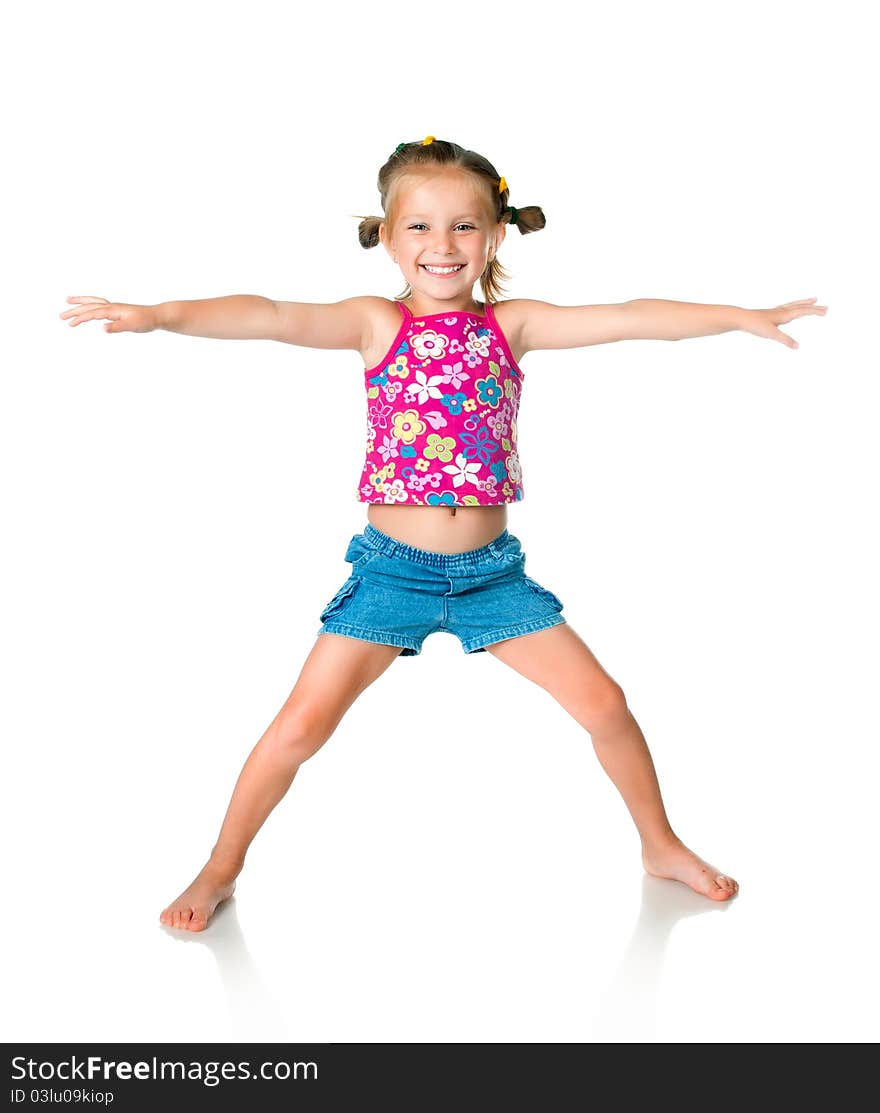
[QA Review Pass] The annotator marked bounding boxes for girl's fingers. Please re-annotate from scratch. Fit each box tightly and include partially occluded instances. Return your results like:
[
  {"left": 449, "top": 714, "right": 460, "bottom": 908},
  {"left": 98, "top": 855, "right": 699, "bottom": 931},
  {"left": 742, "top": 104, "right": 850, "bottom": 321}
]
[
  {"left": 60, "top": 296, "right": 108, "bottom": 320},
  {"left": 775, "top": 305, "right": 826, "bottom": 326},
  {"left": 784, "top": 306, "right": 827, "bottom": 322},
  {"left": 67, "top": 308, "right": 114, "bottom": 325}
]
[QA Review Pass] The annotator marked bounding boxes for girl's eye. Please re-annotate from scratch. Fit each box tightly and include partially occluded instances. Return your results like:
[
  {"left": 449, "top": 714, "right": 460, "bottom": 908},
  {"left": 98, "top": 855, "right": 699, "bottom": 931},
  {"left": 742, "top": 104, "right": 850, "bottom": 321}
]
[{"left": 409, "top": 224, "right": 475, "bottom": 231}]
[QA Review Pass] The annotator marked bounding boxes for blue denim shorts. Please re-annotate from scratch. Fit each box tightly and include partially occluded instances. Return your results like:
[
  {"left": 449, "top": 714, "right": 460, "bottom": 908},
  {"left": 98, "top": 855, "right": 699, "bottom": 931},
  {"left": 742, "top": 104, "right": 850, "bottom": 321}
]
[{"left": 316, "top": 523, "right": 566, "bottom": 656}]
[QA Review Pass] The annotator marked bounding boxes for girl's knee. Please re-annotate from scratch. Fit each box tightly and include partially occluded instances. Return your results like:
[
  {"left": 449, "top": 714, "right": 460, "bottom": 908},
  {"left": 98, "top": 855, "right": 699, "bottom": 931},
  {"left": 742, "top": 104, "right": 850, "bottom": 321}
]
[
  {"left": 268, "top": 705, "right": 332, "bottom": 763},
  {"left": 585, "top": 681, "right": 629, "bottom": 731}
]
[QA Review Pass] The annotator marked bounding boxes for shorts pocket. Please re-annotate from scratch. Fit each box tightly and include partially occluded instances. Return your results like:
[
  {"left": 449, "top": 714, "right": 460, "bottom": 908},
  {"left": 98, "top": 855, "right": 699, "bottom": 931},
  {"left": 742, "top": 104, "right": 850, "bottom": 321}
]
[
  {"left": 522, "top": 575, "right": 564, "bottom": 613},
  {"left": 493, "top": 534, "right": 523, "bottom": 563},
  {"left": 344, "top": 533, "right": 379, "bottom": 569},
  {"left": 319, "top": 575, "right": 361, "bottom": 623}
]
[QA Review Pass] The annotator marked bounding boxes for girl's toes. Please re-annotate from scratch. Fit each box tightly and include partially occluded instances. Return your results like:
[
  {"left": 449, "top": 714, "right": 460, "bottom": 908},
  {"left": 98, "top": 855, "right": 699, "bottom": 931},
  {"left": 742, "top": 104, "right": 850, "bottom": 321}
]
[{"left": 189, "top": 910, "right": 208, "bottom": 931}]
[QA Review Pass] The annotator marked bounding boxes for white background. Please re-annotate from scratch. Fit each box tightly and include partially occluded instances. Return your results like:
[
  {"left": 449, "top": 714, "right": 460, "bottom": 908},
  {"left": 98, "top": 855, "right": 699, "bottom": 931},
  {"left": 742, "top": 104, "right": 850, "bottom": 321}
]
[{"left": 3, "top": 0, "right": 877, "bottom": 1043}]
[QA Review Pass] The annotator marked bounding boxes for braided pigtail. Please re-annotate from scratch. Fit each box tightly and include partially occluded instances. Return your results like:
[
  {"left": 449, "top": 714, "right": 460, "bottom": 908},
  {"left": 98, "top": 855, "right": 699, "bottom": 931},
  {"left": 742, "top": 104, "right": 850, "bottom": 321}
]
[{"left": 351, "top": 214, "right": 384, "bottom": 249}]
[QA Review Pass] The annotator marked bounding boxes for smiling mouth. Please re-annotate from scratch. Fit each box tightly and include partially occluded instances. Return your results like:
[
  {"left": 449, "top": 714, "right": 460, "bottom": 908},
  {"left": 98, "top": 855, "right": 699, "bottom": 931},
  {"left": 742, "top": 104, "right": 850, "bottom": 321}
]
[{"left": 420, "top": 264, "right": 465, "bottom": 274}]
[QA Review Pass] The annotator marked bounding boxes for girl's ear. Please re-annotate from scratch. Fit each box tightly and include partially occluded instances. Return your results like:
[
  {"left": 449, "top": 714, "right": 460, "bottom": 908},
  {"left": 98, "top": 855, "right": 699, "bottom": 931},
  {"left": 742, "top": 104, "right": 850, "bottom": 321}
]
[
  {"left": 379, "top": 221, "right": 396, "bottom": 260},
  {"left": 491, "top": 221, "right": 507, "bottom": 260}
]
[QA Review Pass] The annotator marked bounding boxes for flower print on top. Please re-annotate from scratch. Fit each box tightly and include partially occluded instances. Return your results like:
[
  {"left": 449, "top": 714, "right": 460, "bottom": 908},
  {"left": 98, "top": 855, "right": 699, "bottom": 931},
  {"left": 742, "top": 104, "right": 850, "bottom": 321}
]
[{"left": 358, "top": 301, "right": 525, "bottom": 506}]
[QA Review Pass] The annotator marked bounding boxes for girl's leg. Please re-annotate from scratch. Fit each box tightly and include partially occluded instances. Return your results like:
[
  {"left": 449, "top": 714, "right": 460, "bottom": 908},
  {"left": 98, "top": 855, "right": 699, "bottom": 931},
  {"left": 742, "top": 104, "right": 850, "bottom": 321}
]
[
  {"left": 484, "top": 624, "right": 738, "bottom": 901},
  {"left": 159, "top": 634, "right": 403, "bottom": 931}
]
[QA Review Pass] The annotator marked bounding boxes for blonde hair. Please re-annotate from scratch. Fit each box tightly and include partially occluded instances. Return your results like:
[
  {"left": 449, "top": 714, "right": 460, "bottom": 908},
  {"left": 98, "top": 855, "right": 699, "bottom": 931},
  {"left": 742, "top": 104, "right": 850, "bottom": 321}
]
[{"left": 352, "top": 138, "right": 546, "bottom": 305}]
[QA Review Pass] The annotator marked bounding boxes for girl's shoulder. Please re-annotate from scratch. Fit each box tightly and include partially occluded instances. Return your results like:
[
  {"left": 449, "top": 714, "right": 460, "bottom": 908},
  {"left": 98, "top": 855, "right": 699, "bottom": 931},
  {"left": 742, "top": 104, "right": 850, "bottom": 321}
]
[
  {"left": 489, "top": 298, "right": 526, "bottom": 333},
  {"left": 360, "top": 297, "right": 408, "bottom": 371},
  {"left": 489, "top": 301, "right": 529, "bottom": 365}
]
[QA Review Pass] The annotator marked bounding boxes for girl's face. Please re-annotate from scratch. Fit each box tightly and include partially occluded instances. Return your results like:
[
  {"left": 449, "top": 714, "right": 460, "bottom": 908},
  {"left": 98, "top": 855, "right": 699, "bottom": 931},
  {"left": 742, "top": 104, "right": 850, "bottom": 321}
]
[{"left": 380, "top": 169, "right": 505, "bottom": 311}]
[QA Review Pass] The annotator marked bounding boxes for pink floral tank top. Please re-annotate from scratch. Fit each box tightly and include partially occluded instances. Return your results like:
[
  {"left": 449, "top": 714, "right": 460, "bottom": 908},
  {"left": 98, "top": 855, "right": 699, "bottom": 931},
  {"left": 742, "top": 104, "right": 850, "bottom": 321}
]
[{"left": 357, "top": 300, "right": 525, "bottom": 506}]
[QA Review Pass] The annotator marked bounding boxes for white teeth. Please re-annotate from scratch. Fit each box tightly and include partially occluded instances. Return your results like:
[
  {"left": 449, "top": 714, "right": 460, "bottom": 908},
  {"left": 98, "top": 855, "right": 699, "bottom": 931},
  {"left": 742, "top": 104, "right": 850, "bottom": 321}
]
[{"left": 423, "top": 264, "right": 463, "bottom": 274}]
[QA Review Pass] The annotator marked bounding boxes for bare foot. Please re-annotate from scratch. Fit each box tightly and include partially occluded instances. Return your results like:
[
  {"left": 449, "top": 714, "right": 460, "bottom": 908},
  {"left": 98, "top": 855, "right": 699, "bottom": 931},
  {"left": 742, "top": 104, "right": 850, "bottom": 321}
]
[
  {"left": 159, "top": 860, "right": 238, "bottom": 932},
  {"left": 642, "top": 837, "right": 739, "bottom": 902}
]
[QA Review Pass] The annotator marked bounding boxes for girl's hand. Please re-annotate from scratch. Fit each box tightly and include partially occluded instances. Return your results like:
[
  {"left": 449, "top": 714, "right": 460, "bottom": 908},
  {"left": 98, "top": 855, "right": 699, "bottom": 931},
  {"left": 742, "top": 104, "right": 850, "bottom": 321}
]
[
  {"left": 59, "top": 295, "right": 159, "bottom": 334},
  {"left": 738, "top": 297, "right": 827, "bottom": 349}
]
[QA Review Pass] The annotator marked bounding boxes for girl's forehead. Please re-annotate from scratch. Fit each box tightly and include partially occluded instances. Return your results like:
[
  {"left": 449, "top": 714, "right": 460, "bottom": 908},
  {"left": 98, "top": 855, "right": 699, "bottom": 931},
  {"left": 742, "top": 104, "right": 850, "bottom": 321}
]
[{"left": 392, "top": 172, "right": 492, "bottom": 217}]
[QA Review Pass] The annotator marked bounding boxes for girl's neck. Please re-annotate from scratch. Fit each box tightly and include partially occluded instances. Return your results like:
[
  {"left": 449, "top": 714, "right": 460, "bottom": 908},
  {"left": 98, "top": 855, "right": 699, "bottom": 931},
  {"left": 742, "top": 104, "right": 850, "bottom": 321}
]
[{"left": 404, "top": 297, "right": 486, "bottom": 317}]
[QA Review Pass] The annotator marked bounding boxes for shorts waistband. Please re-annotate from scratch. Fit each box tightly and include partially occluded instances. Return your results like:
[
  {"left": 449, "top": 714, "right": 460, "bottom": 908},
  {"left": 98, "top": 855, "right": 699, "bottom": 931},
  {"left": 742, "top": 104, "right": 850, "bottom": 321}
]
[{"left": 363, "top": 523, "right": 511, "bottom": 570}]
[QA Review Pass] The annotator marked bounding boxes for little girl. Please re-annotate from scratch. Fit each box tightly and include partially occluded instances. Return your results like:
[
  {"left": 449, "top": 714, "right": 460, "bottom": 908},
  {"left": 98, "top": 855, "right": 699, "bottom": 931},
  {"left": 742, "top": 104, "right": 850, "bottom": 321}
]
[{"left": 62, "top": 135, "right": 826, "bottom": 931}]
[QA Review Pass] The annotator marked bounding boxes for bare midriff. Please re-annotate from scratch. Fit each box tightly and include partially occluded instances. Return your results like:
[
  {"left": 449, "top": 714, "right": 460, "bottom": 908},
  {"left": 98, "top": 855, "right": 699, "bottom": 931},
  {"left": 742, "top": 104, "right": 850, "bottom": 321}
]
[{"left": 366, "top": 504, "right": 508, "bottom": 554}]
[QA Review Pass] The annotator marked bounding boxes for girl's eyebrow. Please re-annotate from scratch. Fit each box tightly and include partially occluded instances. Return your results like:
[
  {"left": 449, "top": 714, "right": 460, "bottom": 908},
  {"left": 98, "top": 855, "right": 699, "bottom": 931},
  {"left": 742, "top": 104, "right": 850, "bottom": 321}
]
[{"left": 403, "top": 213, "right": 483, "bottom": 220}]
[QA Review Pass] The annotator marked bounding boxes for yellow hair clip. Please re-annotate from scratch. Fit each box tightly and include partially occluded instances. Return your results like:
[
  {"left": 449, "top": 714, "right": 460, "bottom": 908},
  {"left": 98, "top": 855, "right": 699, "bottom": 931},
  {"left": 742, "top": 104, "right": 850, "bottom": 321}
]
[
  {"left": 498, "top": 176, "right": 508, "bottom": 193},
  {"left": 422, "top": 135, "right": 435, "bottom": 145}
]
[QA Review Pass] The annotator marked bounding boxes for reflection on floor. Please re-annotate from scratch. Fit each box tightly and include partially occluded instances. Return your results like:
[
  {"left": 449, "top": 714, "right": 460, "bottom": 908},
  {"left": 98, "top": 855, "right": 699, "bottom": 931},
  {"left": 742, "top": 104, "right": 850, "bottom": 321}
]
[
  {"left": 160, "top": 897, "right": 286, "bottom": 1040},
  {"left": 592, "top": 875, "right": 732, "bottom": 1041}
]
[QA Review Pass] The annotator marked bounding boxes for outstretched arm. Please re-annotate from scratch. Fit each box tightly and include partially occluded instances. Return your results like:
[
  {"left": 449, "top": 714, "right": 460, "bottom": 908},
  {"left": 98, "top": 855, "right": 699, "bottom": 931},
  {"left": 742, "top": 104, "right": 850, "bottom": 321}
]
[
  {"left": 616, "top": 296, "right": 827, "bottom": 349},
  {"left": 60, "top": 294, "right": 374, "bottom": 351},
  {"left": 516, "top": 296, "right": 827, "bottom": 355},
  {"left": 60, "top": 294, "right": 280, "bottom": 339}
]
